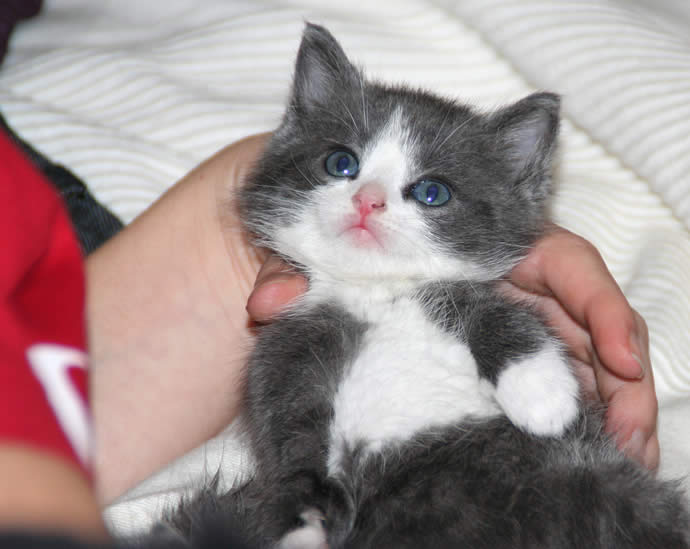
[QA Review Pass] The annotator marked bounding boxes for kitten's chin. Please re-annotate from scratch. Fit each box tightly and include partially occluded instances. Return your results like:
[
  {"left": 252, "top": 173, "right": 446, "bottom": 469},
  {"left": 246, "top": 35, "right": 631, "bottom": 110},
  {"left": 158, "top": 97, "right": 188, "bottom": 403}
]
[{"left": 342, "top": 226, "right": 383, "bottom": 249}]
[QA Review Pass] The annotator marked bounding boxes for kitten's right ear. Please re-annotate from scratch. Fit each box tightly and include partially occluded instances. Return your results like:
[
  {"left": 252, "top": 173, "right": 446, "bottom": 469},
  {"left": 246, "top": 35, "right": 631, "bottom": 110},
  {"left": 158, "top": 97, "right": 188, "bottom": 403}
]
[
  {"left": 290, "top": 23, "right": 360, "bottom": 114},
  {"left": 491, "top": 92, "right": 560, "bottom": 198}
]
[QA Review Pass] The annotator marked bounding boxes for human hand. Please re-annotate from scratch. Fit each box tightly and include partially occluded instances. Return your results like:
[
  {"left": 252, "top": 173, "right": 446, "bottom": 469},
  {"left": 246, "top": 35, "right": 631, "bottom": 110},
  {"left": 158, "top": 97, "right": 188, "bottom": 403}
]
[{"left": 505, "top": 224, "right": 658, "bottom": 470}]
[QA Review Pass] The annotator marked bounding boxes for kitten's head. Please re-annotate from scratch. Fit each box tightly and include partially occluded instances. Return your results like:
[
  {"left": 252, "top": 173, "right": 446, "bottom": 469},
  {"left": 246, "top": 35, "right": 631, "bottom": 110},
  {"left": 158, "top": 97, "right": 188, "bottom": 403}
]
[{"left": 241, "top": 23, "right": 559, "bottom": 283}]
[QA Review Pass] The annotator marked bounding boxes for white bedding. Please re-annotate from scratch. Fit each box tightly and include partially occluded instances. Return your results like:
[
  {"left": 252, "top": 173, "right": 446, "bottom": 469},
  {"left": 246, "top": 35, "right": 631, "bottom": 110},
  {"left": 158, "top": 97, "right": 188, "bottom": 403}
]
[{"left": 1, "top": 0, "right": 688, "bottom": 534}]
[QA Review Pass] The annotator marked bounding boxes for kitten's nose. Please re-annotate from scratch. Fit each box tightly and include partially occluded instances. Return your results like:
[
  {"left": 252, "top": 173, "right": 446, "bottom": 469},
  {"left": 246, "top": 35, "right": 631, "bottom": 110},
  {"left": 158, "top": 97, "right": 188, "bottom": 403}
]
[{"left": 352, "top": 183, "right": 386, "bottom": 216}]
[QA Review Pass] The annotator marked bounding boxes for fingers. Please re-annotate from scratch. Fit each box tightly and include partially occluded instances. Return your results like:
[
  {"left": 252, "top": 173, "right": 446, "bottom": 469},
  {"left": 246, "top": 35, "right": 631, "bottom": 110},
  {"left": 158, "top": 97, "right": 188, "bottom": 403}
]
[
  {"left": 510, "top": 225, "right": 643, "bottom": 380},
  {"left": 596, "top": 312, "right": 659, "bottom": 469},
  {"left": 246, "top": 255, "right": 308, "bottom": 323},
  {"left": 600, "top": 365, "right": 660, "bottom": 470}
]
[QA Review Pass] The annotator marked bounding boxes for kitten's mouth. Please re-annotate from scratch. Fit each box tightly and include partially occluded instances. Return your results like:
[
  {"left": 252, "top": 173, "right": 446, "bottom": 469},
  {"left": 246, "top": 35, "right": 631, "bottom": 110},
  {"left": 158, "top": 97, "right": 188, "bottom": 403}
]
[
  {"left": 345, "top": 226, "right": 382, "bottom": 248},
  {"left": 340, "top": 219, "right": 384, "bottom": 249}
]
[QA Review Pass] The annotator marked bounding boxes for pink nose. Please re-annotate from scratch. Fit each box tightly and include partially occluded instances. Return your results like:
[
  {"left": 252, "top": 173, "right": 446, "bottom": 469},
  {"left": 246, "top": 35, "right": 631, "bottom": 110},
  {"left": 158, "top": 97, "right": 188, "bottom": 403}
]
[{"left": 352, "top": 183, "right": 386, "bottom": 216}]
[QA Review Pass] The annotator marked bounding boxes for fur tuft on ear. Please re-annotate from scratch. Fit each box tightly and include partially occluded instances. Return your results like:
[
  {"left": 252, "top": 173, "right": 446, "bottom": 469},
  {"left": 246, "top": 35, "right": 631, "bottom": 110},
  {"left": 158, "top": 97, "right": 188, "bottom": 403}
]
[
  {"left": 492, "top": 92, "right": 560, "bottom": 197},
  {"left": 290, "top": 23, "right": 360, "bottom": 114}
]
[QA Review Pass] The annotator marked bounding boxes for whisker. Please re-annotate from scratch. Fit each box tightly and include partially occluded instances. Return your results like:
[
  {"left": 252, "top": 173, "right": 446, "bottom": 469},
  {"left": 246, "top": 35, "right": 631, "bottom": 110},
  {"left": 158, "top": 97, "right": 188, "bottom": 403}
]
[
  {"left": 310, "top": 104, "right": 360, "bottom": 137},
  {"left": 359, "top": 72, "right": 369, "bottom": 133},
  {"left": 428, "top": 104, "right": 453, "bottom": 153},
  {"left": 430, "top": 113, "right": 477, "bottom": 155},
  {"left": 336, "top": 96, "right": 360, "bottom": 136},
  {"left": 290, "top": 152, "right": 320, "bottom": 189}
]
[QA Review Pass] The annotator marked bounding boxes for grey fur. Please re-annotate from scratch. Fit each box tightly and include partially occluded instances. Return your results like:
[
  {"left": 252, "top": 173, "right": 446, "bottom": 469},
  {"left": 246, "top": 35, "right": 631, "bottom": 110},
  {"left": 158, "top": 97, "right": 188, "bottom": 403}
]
[
  {"left": 418, "top": 281, "right": 555, "bottom": 384},
  {"left": 151, "top": 24, "right": 690, "bottom": 549}
]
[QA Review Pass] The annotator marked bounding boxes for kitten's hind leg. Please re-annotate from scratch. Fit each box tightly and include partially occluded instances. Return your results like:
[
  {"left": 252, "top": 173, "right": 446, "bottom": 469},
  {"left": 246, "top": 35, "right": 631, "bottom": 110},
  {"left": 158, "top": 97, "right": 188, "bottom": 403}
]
[
  {"left": 216, "top": 470, "right": 352, "bottom": 549},
  {"left": 269, "top": 472, "right": 353, "bottom": 549}
]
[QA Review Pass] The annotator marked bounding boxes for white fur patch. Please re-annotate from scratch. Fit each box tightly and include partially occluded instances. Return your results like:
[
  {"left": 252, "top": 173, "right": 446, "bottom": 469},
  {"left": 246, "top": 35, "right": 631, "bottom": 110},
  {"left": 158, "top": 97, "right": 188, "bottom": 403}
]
[
  {"left": 494, "top": 342, "right": 579, "bottom": 437},
  {"left": 277, "top": 509, "right": 328, "bottom": 549},
  {"left": 325, "top": 289, "right": 500, "bottom": 475},
  {"left": 359, "top": 107, "right": 411, "bottom": 186}
]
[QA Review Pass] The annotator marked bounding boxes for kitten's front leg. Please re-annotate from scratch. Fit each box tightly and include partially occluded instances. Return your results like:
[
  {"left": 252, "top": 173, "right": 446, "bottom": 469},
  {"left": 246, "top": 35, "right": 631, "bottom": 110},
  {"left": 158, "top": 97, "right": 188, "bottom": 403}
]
[
  {"left": 467, "top": 293, "right": 580, "bottom": 436},
  {"left": 493, "top": 339, "right": 579, "bottom": 436}
]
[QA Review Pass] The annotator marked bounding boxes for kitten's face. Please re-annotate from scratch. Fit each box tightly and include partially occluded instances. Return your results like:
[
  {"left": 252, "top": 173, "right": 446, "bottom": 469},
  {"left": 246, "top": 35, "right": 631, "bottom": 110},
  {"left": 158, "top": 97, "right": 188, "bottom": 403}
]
[{"left": 242, "top": 24, "right": 559, "bottom": 284}]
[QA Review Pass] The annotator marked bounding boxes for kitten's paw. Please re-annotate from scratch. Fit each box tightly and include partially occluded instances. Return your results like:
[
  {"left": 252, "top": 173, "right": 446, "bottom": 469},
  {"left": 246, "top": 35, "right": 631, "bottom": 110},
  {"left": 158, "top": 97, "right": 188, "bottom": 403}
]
[
  {"left": 494, "top": 343, "right": 579, "bottom": 436},
  {"left": 278, "top": 508, "right": 329, "bottom": 549}
]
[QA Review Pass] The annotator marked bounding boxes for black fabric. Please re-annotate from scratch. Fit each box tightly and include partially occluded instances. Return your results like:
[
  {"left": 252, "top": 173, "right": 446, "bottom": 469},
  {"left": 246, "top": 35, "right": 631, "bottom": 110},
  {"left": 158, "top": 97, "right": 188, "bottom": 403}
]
[
  {"left": 0, "top": 114, "right": 124, "bottom": 254},
  {"left": 0, "top": 0, "right": 42, "bottom": 62},
  {"left": 0, "top": 532, "right": 110, "bottom": 549},
  {"left": 0, "top": 528, "right": 256, "bottom": 549}
]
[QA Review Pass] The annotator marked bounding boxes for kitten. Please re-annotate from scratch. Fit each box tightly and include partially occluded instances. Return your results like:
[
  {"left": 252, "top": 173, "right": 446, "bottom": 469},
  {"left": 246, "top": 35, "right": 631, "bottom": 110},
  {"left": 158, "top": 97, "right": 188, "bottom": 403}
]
[{"left": 160, "top": 24, "right": 690, "bottom": 549}]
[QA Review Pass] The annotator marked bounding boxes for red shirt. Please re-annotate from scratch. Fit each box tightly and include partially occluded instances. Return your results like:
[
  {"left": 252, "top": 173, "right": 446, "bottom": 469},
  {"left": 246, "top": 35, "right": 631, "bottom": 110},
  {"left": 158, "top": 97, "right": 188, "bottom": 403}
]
[{"left": 0, "top": 132, "right": 91, "bottom": 474}]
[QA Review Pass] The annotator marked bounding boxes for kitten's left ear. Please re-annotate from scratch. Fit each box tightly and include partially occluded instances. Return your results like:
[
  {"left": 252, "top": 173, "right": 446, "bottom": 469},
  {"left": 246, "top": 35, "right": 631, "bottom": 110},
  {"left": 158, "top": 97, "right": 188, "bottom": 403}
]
[
  {"left": 491, "top": 92, "right": 560, "bottom": 197},
  {"left": 290, "top": 23, "right": 361, "bottom": 114}
]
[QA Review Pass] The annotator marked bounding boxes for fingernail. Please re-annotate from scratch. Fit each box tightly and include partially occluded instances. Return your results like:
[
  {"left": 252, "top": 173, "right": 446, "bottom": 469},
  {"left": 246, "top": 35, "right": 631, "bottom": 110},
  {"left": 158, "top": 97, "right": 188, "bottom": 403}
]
[
  {"left": 622, "top": 429, "right": 646, "bottom": 463},
  {"left": 258, "top": 272, "right": 293, "bottom": 286},
  {"left": 629, "top": 333, "right": 645, "bottom": 379},
  {"left": 631, "top": 353, "right": 645, "bottom": 380}
]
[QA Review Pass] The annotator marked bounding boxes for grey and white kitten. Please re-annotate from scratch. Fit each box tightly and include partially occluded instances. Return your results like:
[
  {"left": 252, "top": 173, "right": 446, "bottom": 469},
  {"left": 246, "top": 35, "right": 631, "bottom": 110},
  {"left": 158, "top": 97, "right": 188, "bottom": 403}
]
[{"left": 160, "top": 24, "right": 690, "bottom": 549}]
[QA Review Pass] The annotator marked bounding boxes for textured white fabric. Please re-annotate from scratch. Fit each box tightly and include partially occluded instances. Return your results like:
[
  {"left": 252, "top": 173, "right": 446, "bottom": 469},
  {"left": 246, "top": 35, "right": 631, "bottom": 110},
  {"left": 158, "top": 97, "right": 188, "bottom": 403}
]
[{"left": 1, "top": 0, "right": 688, "bottom": 533}]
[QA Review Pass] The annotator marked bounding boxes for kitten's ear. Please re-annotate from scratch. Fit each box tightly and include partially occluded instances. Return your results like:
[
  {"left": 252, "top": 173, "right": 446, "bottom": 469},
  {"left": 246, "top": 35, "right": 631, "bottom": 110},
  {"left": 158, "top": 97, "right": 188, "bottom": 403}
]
[
  {"left": 290, "top": 23, "right": 360, "bottom": 113},
  {"left": 491, "top": 92, "right": 560, "bottom": 195}
]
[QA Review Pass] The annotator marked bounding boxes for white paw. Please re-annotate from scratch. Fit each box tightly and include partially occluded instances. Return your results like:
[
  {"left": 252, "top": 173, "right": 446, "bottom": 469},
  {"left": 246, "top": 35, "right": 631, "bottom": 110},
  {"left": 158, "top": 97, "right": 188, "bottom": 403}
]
[
  {"left": 278, "top": 508, "right": 329, "bottom": 549},
  {"left": 494, "top": 343, "right": 579, "bottom": 436}
]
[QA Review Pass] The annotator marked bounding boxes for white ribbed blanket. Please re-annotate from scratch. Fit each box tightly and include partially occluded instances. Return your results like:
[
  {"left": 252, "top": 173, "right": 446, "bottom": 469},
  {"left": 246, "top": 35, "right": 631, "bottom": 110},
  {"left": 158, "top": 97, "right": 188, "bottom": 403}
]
[{"left": 1, "top": 0, "right": 688, "bottom": 533}]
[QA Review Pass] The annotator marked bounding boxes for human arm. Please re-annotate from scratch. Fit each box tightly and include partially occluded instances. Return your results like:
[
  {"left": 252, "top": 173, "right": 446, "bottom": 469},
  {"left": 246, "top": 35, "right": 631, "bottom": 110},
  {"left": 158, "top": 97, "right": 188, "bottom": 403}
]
[{"left": 87, "top": 134, "right": 271, "bottom": 503}]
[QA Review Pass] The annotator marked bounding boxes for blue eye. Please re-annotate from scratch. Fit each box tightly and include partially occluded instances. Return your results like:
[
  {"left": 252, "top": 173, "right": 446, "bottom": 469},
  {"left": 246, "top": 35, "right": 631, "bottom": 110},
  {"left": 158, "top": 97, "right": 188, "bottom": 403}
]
[
  {"left": 325, "top": 150, "right": 359, "bottom": 177},
  {"left": 410, "top": 179, "right": 451, "bottom": 206}
]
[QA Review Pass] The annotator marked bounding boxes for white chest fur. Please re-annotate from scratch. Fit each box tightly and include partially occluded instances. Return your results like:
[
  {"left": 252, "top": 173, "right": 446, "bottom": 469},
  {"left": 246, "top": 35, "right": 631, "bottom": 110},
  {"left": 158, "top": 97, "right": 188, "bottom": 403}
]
[{"left": 310, "top": 283, "right": 501, "bottom": 475}]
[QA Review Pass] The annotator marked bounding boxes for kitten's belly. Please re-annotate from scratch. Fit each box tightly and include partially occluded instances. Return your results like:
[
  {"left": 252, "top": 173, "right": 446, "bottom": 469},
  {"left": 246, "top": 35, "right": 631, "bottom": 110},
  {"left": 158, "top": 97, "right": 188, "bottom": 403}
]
[{"left": 326, "top": 297, "right": 500, "bottom": 475}]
